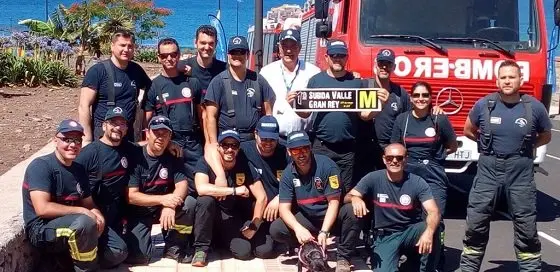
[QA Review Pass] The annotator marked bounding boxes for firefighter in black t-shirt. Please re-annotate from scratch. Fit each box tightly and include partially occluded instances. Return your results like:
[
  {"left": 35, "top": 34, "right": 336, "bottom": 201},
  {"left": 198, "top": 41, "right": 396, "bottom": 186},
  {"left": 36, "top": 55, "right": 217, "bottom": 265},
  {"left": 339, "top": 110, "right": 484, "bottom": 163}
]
[
  {"left": 75, "top": 107, "right": 140, "bottom": 268},
  {"left": 124, "top": 116, "right": 192, "bottom": 264},
  {"left": 345, "top": 143, "right": 441, "bottom": 272},
  {"left": 145, "top": 38, "right": 205, "bottom": 185},
  {"left": 23, "top": 120, "right": 117, "bottom": 271}
]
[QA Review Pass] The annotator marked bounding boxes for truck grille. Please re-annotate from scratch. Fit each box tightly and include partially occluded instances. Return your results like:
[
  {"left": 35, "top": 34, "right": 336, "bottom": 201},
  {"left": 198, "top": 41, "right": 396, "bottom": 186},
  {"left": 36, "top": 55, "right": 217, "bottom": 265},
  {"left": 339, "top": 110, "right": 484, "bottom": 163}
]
[{"left": 396, "top": 81, "right": 535, "bottom": 136}]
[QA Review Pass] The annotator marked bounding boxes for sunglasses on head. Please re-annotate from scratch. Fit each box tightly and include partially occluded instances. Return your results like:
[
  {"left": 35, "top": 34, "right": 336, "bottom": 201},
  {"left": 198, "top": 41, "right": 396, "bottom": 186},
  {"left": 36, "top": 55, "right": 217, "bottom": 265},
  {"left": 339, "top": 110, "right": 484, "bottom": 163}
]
[
  {"left": 384, "top": 155, "right": 405, "bottom": 162},
  {"left": 412, "top": 93, "right": 431, "bottom": 99},
  {"left": 57, "top": 136, "right": 83, "bottom": 145},
  {"left": 158, "top": 52, "right": 179, "bottom": 59},
  {"left": 150, "top": 118, "right": 171, "bottom": 127},
  {"left": 220, "top": 142, "right": 240, "bottom": 150},
  {"left": 229, "top": 49, "right": 247, "bottom": 55},
  {"left": 289, "top": 145, "right": 311, "bottom": 155}
]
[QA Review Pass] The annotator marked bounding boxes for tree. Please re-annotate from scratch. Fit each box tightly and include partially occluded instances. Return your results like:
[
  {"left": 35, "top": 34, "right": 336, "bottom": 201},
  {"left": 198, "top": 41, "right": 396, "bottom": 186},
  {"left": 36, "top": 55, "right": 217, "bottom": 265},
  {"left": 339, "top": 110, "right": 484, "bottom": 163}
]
[{"left": 18, "top": 9, "right": 66, "bottom": 39}]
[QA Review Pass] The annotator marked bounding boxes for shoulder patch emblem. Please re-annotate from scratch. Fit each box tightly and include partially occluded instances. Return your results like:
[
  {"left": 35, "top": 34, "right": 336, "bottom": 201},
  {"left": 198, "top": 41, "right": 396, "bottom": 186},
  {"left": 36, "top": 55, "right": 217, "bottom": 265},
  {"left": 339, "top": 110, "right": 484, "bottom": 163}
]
[
  {"left": 236, "top": 173, "right": 245, "bottom": 185},
  {"left": 121, "top": 157, "right": 128, "bottom": 169},
  {"left": 159, "top": 168, "right": 168, "bottom": 179},
  {"left": 328, "top": 175, "right": 339, "bottom": 189}
]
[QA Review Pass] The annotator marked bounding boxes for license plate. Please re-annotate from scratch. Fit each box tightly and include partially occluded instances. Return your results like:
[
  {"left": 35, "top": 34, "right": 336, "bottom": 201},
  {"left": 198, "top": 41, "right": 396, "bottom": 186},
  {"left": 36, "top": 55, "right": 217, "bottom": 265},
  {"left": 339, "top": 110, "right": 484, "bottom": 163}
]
[{"left": 447, "top": 150, "right": 472, "bottom": 161}]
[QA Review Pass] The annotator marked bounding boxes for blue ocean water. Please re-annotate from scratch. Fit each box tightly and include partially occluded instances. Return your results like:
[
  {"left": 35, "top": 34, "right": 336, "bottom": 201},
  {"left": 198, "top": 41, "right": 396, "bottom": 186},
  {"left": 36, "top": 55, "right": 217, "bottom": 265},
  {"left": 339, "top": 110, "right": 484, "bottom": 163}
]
[{"left": 0, "top": 0, "right": 557, "bottom": 50}]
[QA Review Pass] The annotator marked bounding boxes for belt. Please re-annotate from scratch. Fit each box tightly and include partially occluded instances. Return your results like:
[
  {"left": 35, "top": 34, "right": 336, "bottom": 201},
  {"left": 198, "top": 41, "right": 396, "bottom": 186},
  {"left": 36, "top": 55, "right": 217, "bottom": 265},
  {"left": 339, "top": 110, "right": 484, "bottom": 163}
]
[
  {"left": 374, "top": 228, "right": 397, "bottom": 237},
  {"left": 481, "top": 153, "right": 526, "bottom": 160}
]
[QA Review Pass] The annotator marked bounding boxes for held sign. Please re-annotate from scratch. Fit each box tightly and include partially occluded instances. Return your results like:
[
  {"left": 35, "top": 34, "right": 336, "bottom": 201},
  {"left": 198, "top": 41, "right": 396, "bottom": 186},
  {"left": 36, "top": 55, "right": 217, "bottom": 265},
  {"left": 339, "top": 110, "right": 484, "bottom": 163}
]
[{"left": 293, "top": 88, "right": 383, "bottom": 112}]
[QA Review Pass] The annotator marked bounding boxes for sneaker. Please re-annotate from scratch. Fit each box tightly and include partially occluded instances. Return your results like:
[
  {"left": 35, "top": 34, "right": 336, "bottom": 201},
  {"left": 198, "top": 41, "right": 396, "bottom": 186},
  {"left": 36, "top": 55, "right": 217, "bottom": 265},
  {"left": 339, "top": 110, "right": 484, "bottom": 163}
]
[
  {"left": 163, "top": 245, "right": 184, "bottom": 261},
  {"left": 191, "top": 250, "right": 208, "bottom": 267},
  {"left": 180, "top": 246, "right": 195, "bottom": 264},
  {"left": 335, "top": 259, "right": 351, "bottom": 272}
]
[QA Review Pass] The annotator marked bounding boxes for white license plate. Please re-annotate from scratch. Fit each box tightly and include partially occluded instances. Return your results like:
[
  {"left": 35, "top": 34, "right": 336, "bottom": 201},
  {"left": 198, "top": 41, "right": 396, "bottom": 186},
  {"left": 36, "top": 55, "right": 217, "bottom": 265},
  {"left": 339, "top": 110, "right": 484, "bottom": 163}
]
[{"left": 447, "top": 149, "right": 472, "bottom": 161}]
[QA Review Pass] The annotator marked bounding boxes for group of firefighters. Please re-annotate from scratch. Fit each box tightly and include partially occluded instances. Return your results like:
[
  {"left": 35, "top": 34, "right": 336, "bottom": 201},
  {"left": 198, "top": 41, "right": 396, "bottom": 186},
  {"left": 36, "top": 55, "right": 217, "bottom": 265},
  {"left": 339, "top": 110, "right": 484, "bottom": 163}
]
[{"left": 21, "top": 24, "right": 551, "bottom": 272}]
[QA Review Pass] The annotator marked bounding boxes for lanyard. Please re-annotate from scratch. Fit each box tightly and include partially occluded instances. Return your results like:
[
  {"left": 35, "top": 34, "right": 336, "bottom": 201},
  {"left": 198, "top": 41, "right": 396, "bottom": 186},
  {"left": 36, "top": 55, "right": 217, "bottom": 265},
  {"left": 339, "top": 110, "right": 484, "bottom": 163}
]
[{"left": 281, "top": 60, "right": 300, "bottom": 92}]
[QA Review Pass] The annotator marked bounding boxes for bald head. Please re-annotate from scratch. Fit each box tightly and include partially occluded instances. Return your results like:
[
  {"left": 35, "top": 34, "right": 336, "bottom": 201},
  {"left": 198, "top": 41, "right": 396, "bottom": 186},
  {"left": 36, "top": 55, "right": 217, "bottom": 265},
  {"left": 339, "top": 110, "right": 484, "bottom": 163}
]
[{"left": 384, "top": 143, "right": 407, "bottom": 156}]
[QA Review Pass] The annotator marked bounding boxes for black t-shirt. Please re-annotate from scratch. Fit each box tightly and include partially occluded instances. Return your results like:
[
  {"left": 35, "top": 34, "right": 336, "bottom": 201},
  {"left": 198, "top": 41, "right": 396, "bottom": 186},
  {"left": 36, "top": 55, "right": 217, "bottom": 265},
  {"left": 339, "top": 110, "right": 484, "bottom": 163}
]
[
  {"left": 144, "top": 74, "right": 204, "bottom": 132},
  {"left": 279, "top": 154, "right": 341, "bottom": 220},
  {"left": 180, "top": 57, "right": 227, "bottom": 91},
  {"left": 82, "top": 61, "right": 152, "bottom": 127},
  {"left": 75, "top": 140, "right": 141, "bottom": 206},
  {"left": 469, "top": 93, "right": 552, "bottom": 155},
  {"left": 22, "top": 153, "right": 91, "bottom": 229},
  {"left": 242, "top": 141, "right": 290, "bottom": 201},
  {"left": 372, "top": 81, "right": 412, "bottom": 146},
  {"left": 204, "top": 70, "right": 276, "bottom": 132},
  {"left": 390, "top": 112, "right": 456, "bottom": 163},
  {"left": 193, "top": 153, "right": 260, "bottom": 213},
  {"left": 307, "top": 71, "right": 364, "bottom": 143},
  {"left": 127, "top": 146, "right": 188, "bottom": 217},
  {"left": 353, "top": 170, "right": 433, "bottom": 232}
]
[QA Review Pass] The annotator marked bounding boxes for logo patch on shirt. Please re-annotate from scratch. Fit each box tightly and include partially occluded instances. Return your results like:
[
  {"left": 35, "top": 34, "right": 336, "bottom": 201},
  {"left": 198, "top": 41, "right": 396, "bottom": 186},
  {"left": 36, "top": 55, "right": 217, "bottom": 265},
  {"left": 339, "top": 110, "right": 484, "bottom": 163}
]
[
  {"left": 377, "top": 193, "right": 389, "bottom": 203},
  {"left": 236, "top": 173, "right": 245, "bottom": 185},
  {"left": 255, "top": 168, "right": 263, "bottom": 174},
  {"left": 130, "top": 80, "right": 136, "bottom": 88},
  {"left": 182, "top": 87, "right": 192, "bottom": 98},
  {"left": 276, "top": 170, "right": 283, "bottom": 181},
  {"left": 515, "top": 118, "right": 528, "bottom": 128},
  {"left": 232, "top": 90, "right": 238, "bottom": 96},
  {"left": 328, "top": 175, "right": 339, "bottom": 189},
  {"left": 293, "top": 178, "right": 301, "bottom": 187},
  {"left": 159, "top": 168, "right": 168, "bottom": 179},
  {"left": 247, "top": 88, "right": 255, "bottom": 98},
  {"left": 425, "top": 127, "right": 436, "bottom": 137},
  {"left": 490, "top": 117, "right": 502, "bottom": 124},
  {"left": 114, "top": 82, "right": 122, "bottom": 87},
  {"left": 314, "top": 177, "right": 323, "bottom": 191},
  {"left": 399, "top": 194, "right": 412, "bottom": 206},
  {"left": 121, "top": 157, "right": 128, "bottom": 169},
  {"left": 391, "top": 102, "right": 398, "bottom": 111}
]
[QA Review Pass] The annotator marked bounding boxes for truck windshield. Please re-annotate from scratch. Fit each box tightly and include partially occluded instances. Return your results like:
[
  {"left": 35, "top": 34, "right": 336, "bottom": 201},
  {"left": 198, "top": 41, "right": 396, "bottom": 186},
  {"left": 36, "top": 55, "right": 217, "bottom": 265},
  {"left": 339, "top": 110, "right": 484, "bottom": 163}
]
[{"left": 359, "top": 0, "right": 540, "bottom": 51}]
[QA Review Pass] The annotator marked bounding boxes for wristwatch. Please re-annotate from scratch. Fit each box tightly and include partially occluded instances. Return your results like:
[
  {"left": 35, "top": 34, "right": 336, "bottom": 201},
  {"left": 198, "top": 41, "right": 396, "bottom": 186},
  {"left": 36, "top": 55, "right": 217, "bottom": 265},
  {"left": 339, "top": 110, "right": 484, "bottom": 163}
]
[{"left": 319, "top": 230, "right": 330, "bottom": 237}]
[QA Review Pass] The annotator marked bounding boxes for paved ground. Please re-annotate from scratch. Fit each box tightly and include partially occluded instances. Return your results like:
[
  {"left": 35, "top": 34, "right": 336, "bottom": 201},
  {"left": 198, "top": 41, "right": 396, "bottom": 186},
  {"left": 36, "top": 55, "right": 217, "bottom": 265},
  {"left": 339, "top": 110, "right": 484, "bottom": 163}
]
[{"left": 101, "top": 121, "right": 560, "bottom": 272}]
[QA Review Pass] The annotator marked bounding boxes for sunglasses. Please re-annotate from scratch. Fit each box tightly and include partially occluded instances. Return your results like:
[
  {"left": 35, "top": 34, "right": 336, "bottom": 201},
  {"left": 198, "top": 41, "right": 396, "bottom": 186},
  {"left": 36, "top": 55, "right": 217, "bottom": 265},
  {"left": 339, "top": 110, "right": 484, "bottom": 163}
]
[
  {"left": 289, "top": 146, "right": 311, "bottom": 155},
  {"left": 384, "top": 155, "right": 405, "bottom": 162},
  {"left": 158, "top": 52, "right": 179, "bottom": 59},
  {"left": 150, "top": 118, "right": 171, "bottom": 127},
  {"left": 220, "top": 142, "right": 240, "bottom": 150},
  {"left": 229, "top": 50, "right": 247, "bottom": 55},
  {"left": 328, "top": 54, "right": 347, "bottom": 59},
  {"left": 57, "top": 136, "right": 83, "bottom": 145},
  {"left": 412, "top": 93, "right": 431, "bottom": 99}
]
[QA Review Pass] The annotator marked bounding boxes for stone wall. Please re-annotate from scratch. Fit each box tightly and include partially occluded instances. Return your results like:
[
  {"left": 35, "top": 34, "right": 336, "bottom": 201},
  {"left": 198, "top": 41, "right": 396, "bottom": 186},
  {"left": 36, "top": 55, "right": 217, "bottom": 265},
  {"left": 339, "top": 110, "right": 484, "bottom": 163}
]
[{"left": 0, "top": 217, "right": 39, "bottom": 272}]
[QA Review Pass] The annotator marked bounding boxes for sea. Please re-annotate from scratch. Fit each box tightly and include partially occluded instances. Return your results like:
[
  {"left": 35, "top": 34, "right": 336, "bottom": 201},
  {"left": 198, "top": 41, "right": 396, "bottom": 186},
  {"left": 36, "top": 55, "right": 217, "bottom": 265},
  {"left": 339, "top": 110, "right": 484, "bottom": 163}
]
[{"left": 0, "top": 0, "right": 557, "bottom": 52}]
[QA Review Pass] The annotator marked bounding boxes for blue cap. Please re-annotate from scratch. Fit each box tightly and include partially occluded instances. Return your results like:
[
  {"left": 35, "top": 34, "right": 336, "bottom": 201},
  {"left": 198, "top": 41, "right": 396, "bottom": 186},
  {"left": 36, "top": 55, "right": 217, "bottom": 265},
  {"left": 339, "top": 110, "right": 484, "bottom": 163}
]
[
  {"left": 286, "top": 131, "right": 311, "bottom": 149},
  {"left": 279, "top": 29, "right": 301, "bottom": 44},
  {"left": 148, "top": 115, "right": 172, "bottom": 132},
  {"left": 326, "top": 40, "right": 348, "bottom": 55},
  {"left": 228, "top": 36, "right": 249, "bottom": 52},
  {"left": 256, "top": 116, "right": 279, "bottom": 140},
  {"left": 104, "top": 106, "right": 128, "bottom": 121},
  {"left": 57, "top": 119, "right": 84, "bottom": 135},
  {"left": 376, "top": 48, "right": 396, "bottom": 63},
  {"left": 218, "top": 129, "right": 241, "bottom": 143}
]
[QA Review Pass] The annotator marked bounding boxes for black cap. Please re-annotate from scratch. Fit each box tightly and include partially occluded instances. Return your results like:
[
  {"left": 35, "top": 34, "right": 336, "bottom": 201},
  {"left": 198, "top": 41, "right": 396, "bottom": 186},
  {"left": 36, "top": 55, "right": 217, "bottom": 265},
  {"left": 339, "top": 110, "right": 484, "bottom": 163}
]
[
  {"left": 286, "top": 131, "right": 311, "bottom": 149},
  {"left": 376, "top": 48, "right": 396, "bottom": 63},
  {"left": 279, "top": 29, "right": 301, "bottom": 44},
  {"left": 104, "top": 107, "right": 127, "bottom": 121},
  {"left": 56, "top": 119, "right": 84, "bottom": 135},
  {"left": 148, "top": 115, "right": 172, "bottom": 132},
  {"left": 326, "top": 40, "right": 348, "bottom": 55},
  {"left": 228, "top": 36, "right": 249, "bottom": 52}
]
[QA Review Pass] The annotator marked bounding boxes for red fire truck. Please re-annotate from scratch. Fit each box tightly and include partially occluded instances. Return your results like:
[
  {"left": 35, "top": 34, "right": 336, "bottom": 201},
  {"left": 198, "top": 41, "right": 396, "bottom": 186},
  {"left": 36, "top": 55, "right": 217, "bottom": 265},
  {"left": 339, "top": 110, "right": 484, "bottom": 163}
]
[{"left": 250, "top": 0, "right": 560, "bottom": 175}]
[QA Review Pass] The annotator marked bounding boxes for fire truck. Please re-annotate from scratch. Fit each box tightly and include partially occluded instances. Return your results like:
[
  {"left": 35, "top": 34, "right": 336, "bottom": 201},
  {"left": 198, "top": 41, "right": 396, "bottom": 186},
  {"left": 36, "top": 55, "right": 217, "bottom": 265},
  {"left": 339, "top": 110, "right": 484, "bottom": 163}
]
[{"left": 250, "top": 0, "right": 560, "bottom": 175}]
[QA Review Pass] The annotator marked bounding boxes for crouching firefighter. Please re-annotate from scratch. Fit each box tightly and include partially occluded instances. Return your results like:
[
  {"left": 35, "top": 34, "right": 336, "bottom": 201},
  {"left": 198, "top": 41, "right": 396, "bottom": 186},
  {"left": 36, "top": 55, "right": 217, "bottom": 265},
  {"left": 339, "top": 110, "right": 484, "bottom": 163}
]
[
  {"left": 23, "top": 120, "right": 109, "bottom": 271},
  {"left": 460, "top": 60, "right": 552, "bottom": 272},
  {"left": 125, "top": 116, "right": 194, "bottom": 264}
]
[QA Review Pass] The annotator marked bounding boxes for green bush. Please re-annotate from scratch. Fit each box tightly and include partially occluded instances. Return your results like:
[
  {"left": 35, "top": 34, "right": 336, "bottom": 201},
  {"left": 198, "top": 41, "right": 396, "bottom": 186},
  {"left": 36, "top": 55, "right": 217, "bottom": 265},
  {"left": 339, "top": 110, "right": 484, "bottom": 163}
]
[
  {"left": 0, "top": 52, "right": 78, "bottom": 87},
  {"left": 135, "top": 48, "right": 158, "bottom": 63}
]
